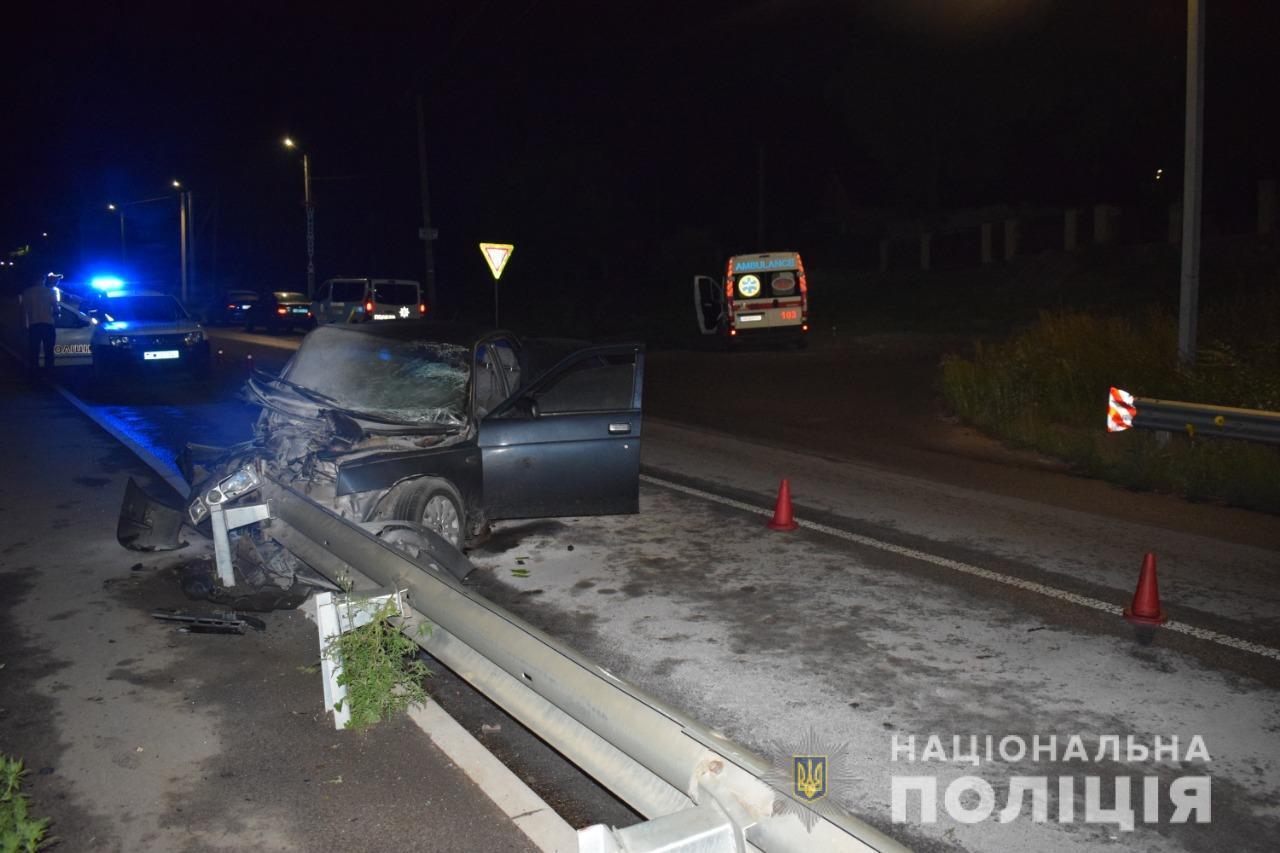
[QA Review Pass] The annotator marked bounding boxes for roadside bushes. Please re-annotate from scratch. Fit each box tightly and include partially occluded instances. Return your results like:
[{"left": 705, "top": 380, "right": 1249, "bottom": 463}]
[
  {"left": 1, "top": 756, "right": 52, "bottom": 852},
  {"left": 940, "top": 296, "right": 1280, "bottom": 513}
]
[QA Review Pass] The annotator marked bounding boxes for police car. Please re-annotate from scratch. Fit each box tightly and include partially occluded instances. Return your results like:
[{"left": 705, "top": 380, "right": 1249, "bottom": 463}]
[{"left": 87, "top": 289, "right": 210, "bottom": 379}]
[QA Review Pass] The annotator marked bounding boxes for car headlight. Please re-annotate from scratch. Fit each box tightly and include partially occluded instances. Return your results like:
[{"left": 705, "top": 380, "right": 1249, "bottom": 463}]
[
  {"left": 216, "top": 465, "right": 261, "bottom": 501},
  {"left": 184, "top": 330, "right": 205, "bottom": 345},
  {"left": 187, "top": 464, "right": 261, "bottom": 525},
  {"left": 109, "top": 335, "right": 132, "bottom": 348}
]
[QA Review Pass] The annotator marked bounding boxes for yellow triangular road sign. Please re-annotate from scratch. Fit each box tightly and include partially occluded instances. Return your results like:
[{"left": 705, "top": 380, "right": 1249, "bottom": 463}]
[{"left": 479, "top": 243, "right": 514, "bottom": 280}]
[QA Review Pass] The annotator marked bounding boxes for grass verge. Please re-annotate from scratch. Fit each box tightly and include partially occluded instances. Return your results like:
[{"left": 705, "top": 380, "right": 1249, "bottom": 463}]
[{"left": 940, "top": 297, "right": 1280, "bottom": 513}]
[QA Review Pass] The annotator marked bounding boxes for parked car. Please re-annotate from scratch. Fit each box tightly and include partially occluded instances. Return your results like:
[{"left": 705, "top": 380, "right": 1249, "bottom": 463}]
[
  {"left": 182, "top": 323, "right": 643, "bottom": 550},
  {"left": 201, "top": 290, "right": 259, "bottom": 326},
  {"left": 243, "top": 291, "right": 313, "bottom": 333},
  {"left": 86, "top": 290, "right": 210, "bottom": 380},
  {"left": 311, "top": 278, "right": 426, "bottom": 325}
]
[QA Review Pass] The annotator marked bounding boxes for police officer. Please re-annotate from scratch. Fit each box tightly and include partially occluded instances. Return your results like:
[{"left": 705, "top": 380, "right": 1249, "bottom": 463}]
[{"left": 21, "top": 273, "right": 61, "bottom": 379}]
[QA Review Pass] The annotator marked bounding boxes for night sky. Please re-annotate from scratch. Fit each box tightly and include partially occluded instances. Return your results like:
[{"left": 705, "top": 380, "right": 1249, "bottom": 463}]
[{"left": 4, "top": 1, "right": 1278, "bottom": 319}]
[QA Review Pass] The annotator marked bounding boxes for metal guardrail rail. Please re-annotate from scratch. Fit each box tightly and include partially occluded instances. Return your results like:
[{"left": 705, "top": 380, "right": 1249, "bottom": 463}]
[
  {"left": 258, "top": 475, "right": 908, "bottom": 853},
  {"left": 1107, "top": 387, "right": 1280, "bottom": 445}
]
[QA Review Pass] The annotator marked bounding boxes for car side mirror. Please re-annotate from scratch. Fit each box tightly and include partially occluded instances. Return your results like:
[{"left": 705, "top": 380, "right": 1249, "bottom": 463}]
[{"left": 514, "top": 396, "right": 540, "bottom": 418}]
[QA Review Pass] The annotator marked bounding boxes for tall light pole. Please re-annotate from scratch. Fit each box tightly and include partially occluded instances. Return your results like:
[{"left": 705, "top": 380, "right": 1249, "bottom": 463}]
[
  {"left": 283, "top": 137, "right": 316, "bottom": 298},
  {"left": 173, "top": 180, "right": 190, "bottom": 303},
  {"left": 106, "top": 203, "right": 127, "bottom": 264},
  {"left": 1178, "top": 0, "right": 1205, "bottom": 367}
]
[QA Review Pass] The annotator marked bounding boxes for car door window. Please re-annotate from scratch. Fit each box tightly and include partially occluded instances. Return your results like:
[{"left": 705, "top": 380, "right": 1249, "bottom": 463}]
[
  {"left": 531, "top": 351, "right": 637, "bottom": 415},
  {"left": 331, "top": 281, "right": 363, "bottom": 302},
  {"left": 55, "top": 306, "right": 86, "bottom": 329},
  {"left": 473, "top": 344, "right": 508, "bottom": 419},
  {"left": 490, "top": 338, "right": 522, "bottom": 396}
]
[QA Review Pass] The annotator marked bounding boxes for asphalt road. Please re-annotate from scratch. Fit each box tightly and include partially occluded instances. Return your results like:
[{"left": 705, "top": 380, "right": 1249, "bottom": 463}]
[{"left": 49, "top": 326, "right": 1280, "bottom": 852}]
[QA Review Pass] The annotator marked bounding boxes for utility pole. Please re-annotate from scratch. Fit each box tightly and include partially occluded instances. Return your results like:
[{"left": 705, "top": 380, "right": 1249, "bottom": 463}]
[
  {"left": 1178, "top": 0, "right": 1205, "bottom": 367},
  {"left": 185, "top": 190, "right": 195, "bottom": 300},
  {"left": 416, "top": 93, "right": 438, "bottom": 311},
  {"left": 304, "top": 153, "right": 316, "bottom": 299},
  {"left": 179, "top": 192, "right": 189, "bottom": 303}
]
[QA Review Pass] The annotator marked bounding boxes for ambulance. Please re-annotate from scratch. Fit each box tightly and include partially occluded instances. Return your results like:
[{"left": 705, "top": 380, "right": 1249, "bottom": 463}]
[{"left": 693, "top": 251, "right": 809, "bottom": 346}]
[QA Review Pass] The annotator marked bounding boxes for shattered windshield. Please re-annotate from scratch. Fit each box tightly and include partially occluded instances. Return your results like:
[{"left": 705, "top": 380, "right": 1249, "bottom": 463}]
[{"left": 282, "top": 327, "right": 470, "bottom": 425}]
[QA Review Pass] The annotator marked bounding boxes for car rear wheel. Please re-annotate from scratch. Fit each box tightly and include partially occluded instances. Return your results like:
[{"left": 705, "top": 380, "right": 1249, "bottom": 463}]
[{"left": 393, "top": 478, "right": 465, "bottom": 551}]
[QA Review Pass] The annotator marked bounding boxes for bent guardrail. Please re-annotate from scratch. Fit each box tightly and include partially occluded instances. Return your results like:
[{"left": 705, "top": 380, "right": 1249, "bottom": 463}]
[
  {"left": 257, "top": 474, "right": 908, "bottom": 853},
  {"left": 1107, "top": 387, "right": 1280, "bottom": 445}
]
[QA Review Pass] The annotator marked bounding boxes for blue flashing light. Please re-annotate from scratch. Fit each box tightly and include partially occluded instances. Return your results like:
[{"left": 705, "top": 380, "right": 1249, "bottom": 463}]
[{"left": 90, "top": 275, "right": 126, "bottom": 291}]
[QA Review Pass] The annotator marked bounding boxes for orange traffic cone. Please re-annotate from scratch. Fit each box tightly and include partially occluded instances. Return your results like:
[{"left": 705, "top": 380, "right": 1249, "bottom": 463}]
[
  {"left": 1124, "top": 553, "right": 1168, "bottom": 626},
  {"left": 767, "top": 479, "right": 799, "bottom": 531}
]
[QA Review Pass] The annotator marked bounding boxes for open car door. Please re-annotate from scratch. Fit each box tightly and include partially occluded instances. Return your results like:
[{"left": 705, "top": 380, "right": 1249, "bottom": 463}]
[
  {"left": 693, "top": 275, "right": 723, "bottom": 335},
  {"left": 478, "top": 344, "right": 644, "bottom": 520}
]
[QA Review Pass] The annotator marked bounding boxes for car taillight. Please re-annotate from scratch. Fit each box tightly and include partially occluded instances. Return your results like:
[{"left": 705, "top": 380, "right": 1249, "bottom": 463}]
[
  {"left": 226, "top": 303, "right": 236, "bottom": 309},
  {"left": 306, "top": 311, "right": 312, "bottom": 317},
  {"left": 365, "top": 301, "right": 373, "bottom": 313},
  {"left": 276, "top": 307, "right": 287, "bottom": 315},
  {"left": 418, "top": 303, "right": 427, "bottom": 314}
]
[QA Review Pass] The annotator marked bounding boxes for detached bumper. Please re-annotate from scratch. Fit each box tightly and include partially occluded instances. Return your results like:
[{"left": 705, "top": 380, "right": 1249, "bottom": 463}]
[{"left": 117, "top": 477, "right": 188, "bottom": 551}]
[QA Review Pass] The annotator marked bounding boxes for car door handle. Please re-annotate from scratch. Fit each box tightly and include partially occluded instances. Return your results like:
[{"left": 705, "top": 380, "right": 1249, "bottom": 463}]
[{"left": 608, "top": 423, "right": 631, "bottom": 435}]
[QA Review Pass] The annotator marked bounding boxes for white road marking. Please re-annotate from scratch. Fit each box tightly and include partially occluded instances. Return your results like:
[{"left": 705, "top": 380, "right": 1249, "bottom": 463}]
[{"left": 640, "top": 473, "right": 1280, "bottom": 662}]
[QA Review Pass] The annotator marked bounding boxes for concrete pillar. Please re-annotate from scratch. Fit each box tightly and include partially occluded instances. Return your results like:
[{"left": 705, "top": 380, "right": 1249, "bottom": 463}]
[
  {"left": 1093, "top": 204, "right": 1120, "bottom": 245},
  {"left": 980, "top": 223, "right": 993, "bottom": 264},
  {"left": 1003, "top": 218, "right": 1020, "bottom": 261},
  {"left": 1259, "top": 179, "right": 1277, "bottom": 235},
  {"left": 919, "top": 233, "right": 932, "bottom": 271},
  {"left": 1064, "top": 209, "right": 1079, "bottom": 251},
  {"left": 1168, "top": 202, "right": 1183, "bottom": 244},
  {"left": 878, "top": 238, "right": 891, "bottom": 272}
]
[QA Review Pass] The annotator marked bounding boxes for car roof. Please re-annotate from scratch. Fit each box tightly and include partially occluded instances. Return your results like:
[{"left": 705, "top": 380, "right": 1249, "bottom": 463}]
[{"left": 323, "top": 321, "right": 509, "bottom": 347}]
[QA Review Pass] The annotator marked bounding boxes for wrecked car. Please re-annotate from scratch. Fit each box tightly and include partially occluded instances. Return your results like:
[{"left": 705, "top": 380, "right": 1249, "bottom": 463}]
[{"left": 184, "top": 323, "right": 644, "bottom": 552}]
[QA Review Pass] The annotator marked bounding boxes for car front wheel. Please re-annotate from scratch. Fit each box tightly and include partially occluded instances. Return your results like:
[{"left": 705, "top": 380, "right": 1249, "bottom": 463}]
[{"left": 393, "top": 478, "right": 466, "bottom": 551}]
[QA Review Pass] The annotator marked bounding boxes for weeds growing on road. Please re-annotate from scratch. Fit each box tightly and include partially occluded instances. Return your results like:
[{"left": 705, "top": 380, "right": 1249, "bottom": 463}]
[
  {"left": 328, "top": 599, "right": 433, "bottom": 729},
  {"left": 1, "top": 755, "right": 52, "bottom": 853},
  {"left": 941, "top": 295, "right": 1280, "bottom": 513}
]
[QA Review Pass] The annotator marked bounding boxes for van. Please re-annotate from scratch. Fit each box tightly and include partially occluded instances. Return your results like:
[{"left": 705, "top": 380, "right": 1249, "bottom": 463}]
[
  {"left": 312, "top": 278, "right": 427, "bottom": 325},
  {"left": 693, "top": 251, "right": 809, "bottom": 346}
]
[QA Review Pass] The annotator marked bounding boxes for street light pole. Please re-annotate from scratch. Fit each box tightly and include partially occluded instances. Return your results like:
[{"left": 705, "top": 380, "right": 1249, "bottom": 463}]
[
  {"left": 1178, "top": 0, "right": 1205, "bottom": 367},
  {"left": 285, "top": 137, "right": 316, "bottom": 298},
  {"left": 303, "top": 152, "right": 315, "bottom": 299},
  {"left": 179, "top": 192, "right": 189, "bottom": 303},
  {"left": 107, "top": 204, "right": 128, "bottom": 264}
]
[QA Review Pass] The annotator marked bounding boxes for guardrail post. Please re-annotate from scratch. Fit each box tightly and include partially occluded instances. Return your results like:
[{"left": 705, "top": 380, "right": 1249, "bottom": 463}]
[{"left": 316, "top": 588, "right": 405, "bottom": 730}]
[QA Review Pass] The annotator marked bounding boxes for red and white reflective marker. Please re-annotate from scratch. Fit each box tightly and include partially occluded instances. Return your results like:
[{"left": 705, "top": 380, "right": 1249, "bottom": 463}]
[
  {"left": 1107, "top": 386, "right": 1136, "bottom": 432},
  {"left": 479, "top": 243, "right": 514, "bottom": 280}
]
